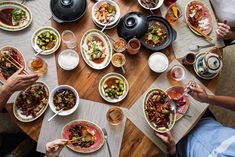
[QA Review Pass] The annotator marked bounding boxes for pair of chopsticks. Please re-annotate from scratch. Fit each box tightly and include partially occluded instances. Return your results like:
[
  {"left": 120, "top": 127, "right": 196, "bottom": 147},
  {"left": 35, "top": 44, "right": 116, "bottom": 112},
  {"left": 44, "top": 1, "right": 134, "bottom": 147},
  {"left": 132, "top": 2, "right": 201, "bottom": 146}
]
[
  {"left": 0, "top": 51, "right": 29, "bottom": 75},
  {"left": 186, "top": 20, "right": 213, "bottom": 42}
]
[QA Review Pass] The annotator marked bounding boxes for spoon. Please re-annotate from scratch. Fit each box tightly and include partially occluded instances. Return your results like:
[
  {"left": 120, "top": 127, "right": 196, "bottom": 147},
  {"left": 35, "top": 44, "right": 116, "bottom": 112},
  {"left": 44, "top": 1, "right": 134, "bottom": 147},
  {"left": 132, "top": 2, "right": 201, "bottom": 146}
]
[
  {"left": 175, "top": 81, "right": 196, "bottom": 101},
  {"left": 189, "top": 43, "right": 215, "bottom": 52},
  {"left": 121, "top": 66, "right": 126, "bottom": 74},
  {"left": 143, "top": 1, "right": 154, "bottom": 14},
  {"left": 170, "top": 100, "right": 192, "bottom": 118},
  {"left": 48, "top": 108, "right": 64, "bottom": 122}
]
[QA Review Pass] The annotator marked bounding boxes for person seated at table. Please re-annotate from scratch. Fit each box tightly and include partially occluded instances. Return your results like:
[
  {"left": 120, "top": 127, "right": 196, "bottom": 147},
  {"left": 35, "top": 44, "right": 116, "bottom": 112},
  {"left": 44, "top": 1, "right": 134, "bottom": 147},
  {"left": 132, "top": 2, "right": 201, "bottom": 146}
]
[
  {"left": 210, "top": 0, "right": 235, "bottom": 43},
  {"left": 45, "top": 139, "right": 68, "bottom": 157},
  {"left": 155, "top": 81, "right": 235, "bottom": 157},
  {"left": 0, "top": 67, "right": 39, "bottom": 156}
]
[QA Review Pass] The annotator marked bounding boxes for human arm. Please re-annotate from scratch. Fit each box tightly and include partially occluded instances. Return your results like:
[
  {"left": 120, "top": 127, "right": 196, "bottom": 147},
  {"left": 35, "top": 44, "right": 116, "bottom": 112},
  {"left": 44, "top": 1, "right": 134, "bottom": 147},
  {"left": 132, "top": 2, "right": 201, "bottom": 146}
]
[
  {"left": 0, "top": 68, "right": 39, "bottom": 112},
  {"left": 186, "top": 81, "right": 235, "bottom": 111},
  {"left": 216, "top": 21, "right": 235, "bottom": 40},
  {"left": 155, "top": 131, "right": 176, "bottom": 156},
  {"left": 45, "top": 139, "right": 68, "bottom": 157}
]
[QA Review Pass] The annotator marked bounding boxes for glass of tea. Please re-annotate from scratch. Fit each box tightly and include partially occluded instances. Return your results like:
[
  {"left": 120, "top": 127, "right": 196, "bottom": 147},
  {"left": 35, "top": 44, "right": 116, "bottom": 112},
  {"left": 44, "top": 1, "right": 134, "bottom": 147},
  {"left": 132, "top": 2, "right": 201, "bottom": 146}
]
[
  {"left": 127, "top": 38, "right": 141, "bottom": 55},
  {"left": 169, "top": 65, "right": 185, "bottom": 81},
  {"left": 165, "top": 3, "right": 182, "bottom": 25},
  {"left": 28, "top": 56, "right": 48, "bottom": 76},
  {"left": 164, "top": 0, "right": 177, "bottom": 6},
  {"left": 106, "top": 107, "right": 123, "bottom": 125},
  {"left": 183, "top": 53, "right": 196, "bottom": 65},
  {"left": 62, "top": 30, "right": 77, "bottom": 49}
]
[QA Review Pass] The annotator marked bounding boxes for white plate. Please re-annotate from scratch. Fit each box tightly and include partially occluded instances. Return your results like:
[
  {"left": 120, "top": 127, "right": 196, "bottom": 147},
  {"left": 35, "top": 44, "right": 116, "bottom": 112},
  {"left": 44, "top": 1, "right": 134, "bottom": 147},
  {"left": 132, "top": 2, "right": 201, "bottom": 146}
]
[
  {"left": 80, "top": 29, "right": 112, "bottom": 70},
  {"left": 13, "top": 82, "right": 49, "bottom": 122},
  {"left": 31, "top": 27, "right": 61, "bottom": 55},
  {"left": 92, "top": 0, "right": 120, "bottom": 28},
  {"left": 148, "top": 52, "right": 169, "bottom": 73},
  {"left": 99, "top": 72, "right": 129, "bottom": 103},
  {"left": 0, "top": 1, "right": 32, "bottom": 31},
  {"left": 49, "top": 85, "right": 80, "bottom": 116}
]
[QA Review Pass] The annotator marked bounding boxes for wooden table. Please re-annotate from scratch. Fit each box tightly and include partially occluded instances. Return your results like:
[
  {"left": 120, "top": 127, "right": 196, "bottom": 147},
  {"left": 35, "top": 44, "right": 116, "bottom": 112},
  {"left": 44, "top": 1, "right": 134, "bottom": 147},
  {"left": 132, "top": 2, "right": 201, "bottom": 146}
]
[{"left": 5, "top": 0, "right": 219, "bottom": 156}]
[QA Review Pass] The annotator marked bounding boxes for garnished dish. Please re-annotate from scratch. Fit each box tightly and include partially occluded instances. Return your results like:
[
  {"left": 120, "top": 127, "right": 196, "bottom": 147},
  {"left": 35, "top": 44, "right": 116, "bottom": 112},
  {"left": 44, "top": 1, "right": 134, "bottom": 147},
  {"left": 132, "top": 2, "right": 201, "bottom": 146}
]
[
  {"left": 94, "top": 2, "right": 116, "bottom": 24},
  {"left": 80, "top": 29, "right": 112, "bottom": 70},
  {"left": 53, "top": 89, "right": 76, "bottom": 111},
  {"left": 138, "top": 0, "right": 163, "bottom": 10},
  {"left": 28, "top": 57, "right": 48, "bottom": 75},
  {"left": 32, "top": 27, "right": 61, "bottom": 55},
  {"left": 144, "top": 21, "right": 168, "bottom": 48},
  {"left": 166, "top": 86, "right": 190, "bottom": 121},
  {"left": 99, "top": 73, "right": 129, "bottom": 103},
  {"left": 0, "top": 46, "right": 25, "bottom": 83},
  {"left": 49, "top": 85, "right": 79, "bottom": 116},
  {"left": 113, "top": 38, "right": 127, "bottom": 53},
  {"left": 62, "top": 120, "right": 104, "bottom": 153},
  {"left": 13, "top": 82, "right": 49, "bottom": 122},
  {"left": 0, "top": 1, "right": 32, "bottom": 31},
  {"left": 143, "top": 89, "right": 176, "bottom": 132},
  {"left": 92, "top": 0, "right": 120, "bottom": 28},
  {"left": 185, "top": 1, "right": 212, "bottom": 35}
]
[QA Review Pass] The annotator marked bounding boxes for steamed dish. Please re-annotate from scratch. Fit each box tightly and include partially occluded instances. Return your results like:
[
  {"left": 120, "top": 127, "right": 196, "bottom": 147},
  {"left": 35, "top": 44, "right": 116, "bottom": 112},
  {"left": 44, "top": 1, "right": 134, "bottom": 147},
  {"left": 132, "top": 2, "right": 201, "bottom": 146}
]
[{"left": 0, "top": 8, "right": 26, "bottom": 26}]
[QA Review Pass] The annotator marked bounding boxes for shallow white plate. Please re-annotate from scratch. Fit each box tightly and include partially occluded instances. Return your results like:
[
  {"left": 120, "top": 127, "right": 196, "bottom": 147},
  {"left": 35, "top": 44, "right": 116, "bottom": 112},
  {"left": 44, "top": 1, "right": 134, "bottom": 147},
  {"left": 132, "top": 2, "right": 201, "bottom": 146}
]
[{"left": 148, "top": 52, "right": 169, "bottom": 73}]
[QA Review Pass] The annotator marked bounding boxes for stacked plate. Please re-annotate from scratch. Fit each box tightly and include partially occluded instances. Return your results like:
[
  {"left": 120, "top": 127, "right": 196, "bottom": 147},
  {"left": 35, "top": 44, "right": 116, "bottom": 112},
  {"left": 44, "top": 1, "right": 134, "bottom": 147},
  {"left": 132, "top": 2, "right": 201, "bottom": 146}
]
[{"left": 92, "top": 0, "right": 120, "bottom": 30}]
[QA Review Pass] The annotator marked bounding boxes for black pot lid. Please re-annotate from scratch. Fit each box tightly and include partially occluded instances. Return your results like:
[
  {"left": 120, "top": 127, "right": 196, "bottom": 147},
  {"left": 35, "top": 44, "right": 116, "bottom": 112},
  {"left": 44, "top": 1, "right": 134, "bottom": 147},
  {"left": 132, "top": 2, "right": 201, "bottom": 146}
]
[
  {"left": 51, "top": 0, "right": 87, "bottom": 22},
  {"left": 140, "top": 16, "right": 177, "bottom": 52},
  {"left": 117, "top": 12, "right": 148, "bottom": 41}
]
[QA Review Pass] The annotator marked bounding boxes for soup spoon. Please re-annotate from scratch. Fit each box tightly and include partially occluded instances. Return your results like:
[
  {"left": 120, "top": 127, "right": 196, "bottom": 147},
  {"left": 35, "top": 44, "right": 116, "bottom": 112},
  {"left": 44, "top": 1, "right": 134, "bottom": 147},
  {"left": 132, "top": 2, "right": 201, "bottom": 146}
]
[{"left": 48, "top": 108, "right": 64, "bottom": 122}]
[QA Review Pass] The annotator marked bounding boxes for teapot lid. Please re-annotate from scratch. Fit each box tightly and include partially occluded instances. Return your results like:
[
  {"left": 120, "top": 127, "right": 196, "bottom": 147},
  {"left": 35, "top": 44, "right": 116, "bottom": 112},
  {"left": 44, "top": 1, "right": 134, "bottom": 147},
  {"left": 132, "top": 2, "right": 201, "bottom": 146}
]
[
  {"left": 51, "top": 0, "right": 87, "bottom": 22},
  {"left": 117, "top": 12, "right": 148, "bottom": 41},
  {"left": 204, "top": 53, "right": 222, "bottom": 71}
]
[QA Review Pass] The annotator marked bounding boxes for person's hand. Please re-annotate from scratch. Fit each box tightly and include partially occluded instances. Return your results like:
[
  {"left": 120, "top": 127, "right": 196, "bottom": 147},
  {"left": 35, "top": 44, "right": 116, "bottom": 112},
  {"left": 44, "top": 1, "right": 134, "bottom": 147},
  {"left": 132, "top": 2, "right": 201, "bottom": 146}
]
[
  {"left": 216, "top": 21, "right": 232, "bottom": 39},
  {"left": 46, "top": 139, "right": 68, "bottom": 157},
  {"left": 155, "top": 131, "right": 176, "bottom": 155},
  {"left": 186, "top": 81, "right": 208, "bottom": 103},
  {"left": 3, "top": 67, "right": 39, "bottom": 94}
]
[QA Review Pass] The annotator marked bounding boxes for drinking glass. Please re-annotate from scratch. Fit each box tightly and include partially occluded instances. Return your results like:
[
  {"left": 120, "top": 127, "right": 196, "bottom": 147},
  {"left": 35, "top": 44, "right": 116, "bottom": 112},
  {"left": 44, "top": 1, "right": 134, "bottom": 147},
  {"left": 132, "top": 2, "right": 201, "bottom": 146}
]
[
  {"left": 61, "top": 30, "right": 77, "bottom": 49},
  {"left": 169, "top": 65, "right": 185, "bottom": 81},
  {"left": 165, "top": 3, "right": 182, "bottom": 25},
  {"left": 127, "top": 38, "right": 141, "bottom": 55},
  {"left": 106, "top": 107, "right": 123, "bottom": 125}
]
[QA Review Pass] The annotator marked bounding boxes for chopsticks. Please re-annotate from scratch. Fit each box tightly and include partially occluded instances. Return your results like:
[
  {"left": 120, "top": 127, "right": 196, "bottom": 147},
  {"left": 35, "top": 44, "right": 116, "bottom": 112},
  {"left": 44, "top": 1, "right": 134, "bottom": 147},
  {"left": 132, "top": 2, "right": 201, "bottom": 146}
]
[
  {"left": 0, "top": 51, "right": 29, "bottom": 75},
  {"left": 186, "top": 20, "right": 213, "bottom": 42}
]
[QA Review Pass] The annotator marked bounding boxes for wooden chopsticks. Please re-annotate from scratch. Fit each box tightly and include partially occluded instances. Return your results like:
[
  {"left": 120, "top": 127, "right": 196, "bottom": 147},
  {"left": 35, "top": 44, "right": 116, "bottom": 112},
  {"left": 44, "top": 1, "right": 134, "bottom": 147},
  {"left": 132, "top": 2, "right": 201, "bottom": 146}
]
[
  {"left": 186, "top": 20, "right": 213, "bottom": 42},
  {"left": 0, "top": 51, "right": 29, "bottom": 75}
]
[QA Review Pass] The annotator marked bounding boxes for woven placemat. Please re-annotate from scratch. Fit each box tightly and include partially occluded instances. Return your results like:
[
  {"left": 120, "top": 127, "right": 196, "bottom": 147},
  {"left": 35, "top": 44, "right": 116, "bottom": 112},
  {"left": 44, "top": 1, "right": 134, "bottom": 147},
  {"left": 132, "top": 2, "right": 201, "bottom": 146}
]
[
  {"left": 37, "top": 99, "right": 127, "bottom": 157},
  {"left": 126, "top": 59, "right": 214, "bottom": 152},
  {"left": 0, "top": 0, "right": 58, "bottom": 103},
  {"left": 160, "top": 0, "right": 224, "bottom": 59}
]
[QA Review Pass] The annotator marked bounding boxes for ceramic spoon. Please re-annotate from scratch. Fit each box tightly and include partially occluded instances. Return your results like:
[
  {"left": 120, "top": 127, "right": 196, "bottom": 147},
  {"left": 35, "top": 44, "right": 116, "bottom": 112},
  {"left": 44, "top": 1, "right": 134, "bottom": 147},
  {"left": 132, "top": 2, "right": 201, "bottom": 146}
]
[{"left": 189, "top": 43, "right": 215, "bottom": 52}]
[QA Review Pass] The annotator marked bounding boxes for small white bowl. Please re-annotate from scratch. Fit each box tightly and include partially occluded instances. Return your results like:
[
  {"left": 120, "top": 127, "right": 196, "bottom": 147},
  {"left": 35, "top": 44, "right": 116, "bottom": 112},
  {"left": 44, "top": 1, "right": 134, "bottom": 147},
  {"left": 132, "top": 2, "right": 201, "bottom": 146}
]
[
  {"left": 148, "top": 52, "right": 169, "bottom": 73},
  {"left": 58, "top": 49, "right": 79, "bottom": 70},
  {"left": 92, "top": 0, "right": 120, "bottom": 27},
  {"left": 138, "top": 0, "right": 164, "bottom": 10},
  {"left": 49, "top": 85, "right": 80, "bottom": 116}
]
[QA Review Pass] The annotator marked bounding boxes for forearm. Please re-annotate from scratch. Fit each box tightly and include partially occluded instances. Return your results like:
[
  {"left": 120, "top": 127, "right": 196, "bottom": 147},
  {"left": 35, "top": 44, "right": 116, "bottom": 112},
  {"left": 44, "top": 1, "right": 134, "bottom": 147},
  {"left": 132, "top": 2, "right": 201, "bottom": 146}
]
[
  {"left": 206, "top": 95, "right": 235, "bottom": 111},
  {"left": 0, "top": 85, "right": 13, "bottom": 112}
]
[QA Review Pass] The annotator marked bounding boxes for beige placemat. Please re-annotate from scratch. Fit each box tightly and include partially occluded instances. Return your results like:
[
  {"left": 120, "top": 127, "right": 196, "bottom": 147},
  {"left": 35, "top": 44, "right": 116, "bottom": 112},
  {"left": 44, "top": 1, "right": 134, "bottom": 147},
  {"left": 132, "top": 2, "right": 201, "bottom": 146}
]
[
  {"left": 0, "top": 0, "right": 58, "bottom": 103},
  {"left": 126, "top": 59, "right": 214, "bottom": 153},
  {"left": 37, "top": 99, "right": 127, "bottom": 157},
  {"left": 160, "top": 0, "right": 224, "bottom": 59}
]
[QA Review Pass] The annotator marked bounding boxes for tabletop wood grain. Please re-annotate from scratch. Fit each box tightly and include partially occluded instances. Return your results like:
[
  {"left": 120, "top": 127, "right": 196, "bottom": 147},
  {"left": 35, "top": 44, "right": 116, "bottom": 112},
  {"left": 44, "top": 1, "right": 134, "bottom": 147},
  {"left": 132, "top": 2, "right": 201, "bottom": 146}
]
[{"left": 5, "top": 0, "right": 219, "bottom": 156}]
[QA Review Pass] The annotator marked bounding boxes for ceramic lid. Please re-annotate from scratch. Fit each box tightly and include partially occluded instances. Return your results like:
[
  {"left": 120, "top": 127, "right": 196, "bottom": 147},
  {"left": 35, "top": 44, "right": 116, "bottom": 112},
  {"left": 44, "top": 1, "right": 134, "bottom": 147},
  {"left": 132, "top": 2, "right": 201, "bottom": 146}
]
[
  {"left": 204, "top": 53, "right": 222, "bottom": 71},
  {"left": 117, "top": 12, "right": 148, "bottom": 41},
  {"left": 50, "top": 0, "right": 87, "bottom": 23}
]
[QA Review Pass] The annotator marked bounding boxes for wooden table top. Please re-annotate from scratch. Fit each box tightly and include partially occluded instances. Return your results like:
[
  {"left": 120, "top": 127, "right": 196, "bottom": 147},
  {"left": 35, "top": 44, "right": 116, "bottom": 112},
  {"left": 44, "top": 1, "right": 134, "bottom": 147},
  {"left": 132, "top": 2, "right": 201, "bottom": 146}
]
[{"left": 5, "top": 0, "right": 219, "bottom": 156}]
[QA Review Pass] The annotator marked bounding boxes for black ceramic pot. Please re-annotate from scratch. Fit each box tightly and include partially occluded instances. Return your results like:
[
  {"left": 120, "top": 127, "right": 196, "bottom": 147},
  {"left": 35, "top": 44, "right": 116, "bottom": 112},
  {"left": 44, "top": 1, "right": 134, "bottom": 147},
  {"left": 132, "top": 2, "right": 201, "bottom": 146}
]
[
  {"left": 50, "top": 0, "right": 88, "bottom": 23},
  {"left": 117, "top": 12, "right": 148, "bottom": 41},
  {"left": 140, "top": 15, "right": 177, "bottom": 52}
]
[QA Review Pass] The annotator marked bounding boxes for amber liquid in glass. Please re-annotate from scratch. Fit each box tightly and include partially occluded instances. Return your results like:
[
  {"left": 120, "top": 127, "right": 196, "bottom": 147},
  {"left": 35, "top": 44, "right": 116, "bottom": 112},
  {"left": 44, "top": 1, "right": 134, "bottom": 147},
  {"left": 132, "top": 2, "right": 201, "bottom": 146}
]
[
  {"left": 106, "top": 107, "right": 123, "bottom": 125},
  {"left": 28, "top": 57, "right": 48, "bottom": 76},
  {"left": 165, "top": 4, "right": 182, "bottom": 25}
]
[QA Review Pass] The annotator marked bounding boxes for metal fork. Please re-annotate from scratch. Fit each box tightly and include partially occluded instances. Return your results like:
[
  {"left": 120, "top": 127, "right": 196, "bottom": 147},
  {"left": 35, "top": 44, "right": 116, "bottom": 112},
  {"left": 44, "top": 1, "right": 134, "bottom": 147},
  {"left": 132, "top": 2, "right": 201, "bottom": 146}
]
[{"left": 102, "top": 128, "right": 112, "bottom": 157}]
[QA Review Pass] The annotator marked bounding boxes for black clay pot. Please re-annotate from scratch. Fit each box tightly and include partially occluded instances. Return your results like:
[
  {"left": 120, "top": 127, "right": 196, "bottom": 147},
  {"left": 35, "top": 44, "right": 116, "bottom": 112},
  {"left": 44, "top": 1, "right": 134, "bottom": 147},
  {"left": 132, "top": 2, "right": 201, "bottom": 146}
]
[
  {"left": 140, "top": 15, "right": 177, "bottom": 52},
  {"left": 50, "top": 0, "right": 88, "bottom": 23},
  {"left": 117, "top": 12, "right": 148, "bottom": 41}
]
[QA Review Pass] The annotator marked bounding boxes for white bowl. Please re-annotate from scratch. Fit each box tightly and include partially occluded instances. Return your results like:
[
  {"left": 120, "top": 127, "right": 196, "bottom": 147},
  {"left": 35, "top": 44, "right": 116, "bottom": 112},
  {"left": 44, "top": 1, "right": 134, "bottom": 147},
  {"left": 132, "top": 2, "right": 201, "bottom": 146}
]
[
  {"left": 58, "top": 49, "right": 79, "bottom": 70},
  {"left": 138, "top": 0, "right": 164, "bottom": 10},
  {"left": 92, "top": 0, "right": 121, "bottom": 27},
  {"left": 49, "top": 85, "right": 80, "bottom": 116},
  {"left": 148, "top": 52, "right": 169, "bottom": 73}
]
